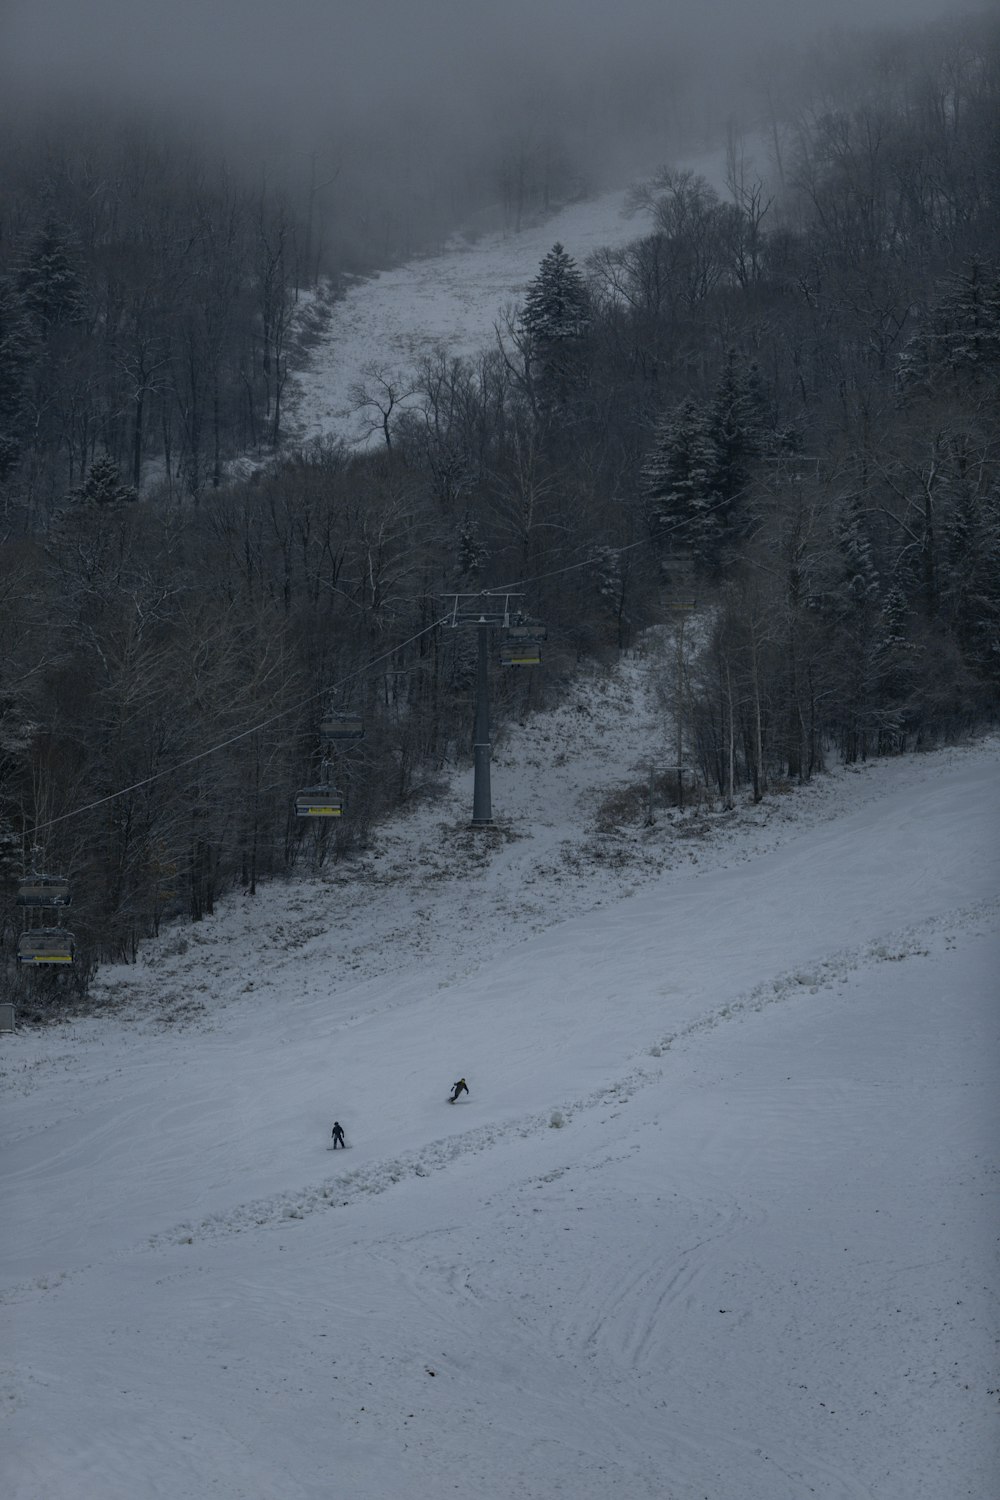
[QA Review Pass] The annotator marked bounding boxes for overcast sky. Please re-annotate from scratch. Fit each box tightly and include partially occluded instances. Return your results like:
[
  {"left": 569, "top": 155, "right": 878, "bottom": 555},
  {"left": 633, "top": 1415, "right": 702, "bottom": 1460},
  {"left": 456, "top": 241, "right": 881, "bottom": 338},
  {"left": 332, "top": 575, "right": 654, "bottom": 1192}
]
[{"left": 3, "top": 0, "right": 977, "bottom": 133}]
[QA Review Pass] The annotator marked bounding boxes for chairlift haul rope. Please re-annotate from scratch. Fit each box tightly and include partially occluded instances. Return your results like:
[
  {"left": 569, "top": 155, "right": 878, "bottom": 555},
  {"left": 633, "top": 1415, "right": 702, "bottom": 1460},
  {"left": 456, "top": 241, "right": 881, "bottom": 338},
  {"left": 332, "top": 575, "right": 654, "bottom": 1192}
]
[{"left": 26, "top": 502, "right": 709, "bottom": 842}]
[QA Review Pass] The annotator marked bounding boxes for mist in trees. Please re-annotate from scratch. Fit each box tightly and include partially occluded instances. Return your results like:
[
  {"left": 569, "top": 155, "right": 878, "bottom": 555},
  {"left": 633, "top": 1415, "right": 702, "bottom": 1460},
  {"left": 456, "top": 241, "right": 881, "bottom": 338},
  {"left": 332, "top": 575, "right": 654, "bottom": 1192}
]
[{"left": 1, "top": 6, "right": 997, "bottom": 1007}]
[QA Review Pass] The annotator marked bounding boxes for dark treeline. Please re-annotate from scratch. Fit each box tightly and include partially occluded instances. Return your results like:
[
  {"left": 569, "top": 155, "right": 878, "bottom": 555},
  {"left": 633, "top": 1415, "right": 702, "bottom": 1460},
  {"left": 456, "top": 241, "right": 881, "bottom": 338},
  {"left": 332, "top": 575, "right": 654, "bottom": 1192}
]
[
  {"left": 0, "top": 109, "right": 314, "bottom": 517},
  {"left": 0, "top": 83, "right": 623, "bottom": 520},
  {"left": 2, "top": 12, "right": 998, "bottom": 1003},
  {"left": 632, "top": 14, "right": 1000, "bottom": 798}
]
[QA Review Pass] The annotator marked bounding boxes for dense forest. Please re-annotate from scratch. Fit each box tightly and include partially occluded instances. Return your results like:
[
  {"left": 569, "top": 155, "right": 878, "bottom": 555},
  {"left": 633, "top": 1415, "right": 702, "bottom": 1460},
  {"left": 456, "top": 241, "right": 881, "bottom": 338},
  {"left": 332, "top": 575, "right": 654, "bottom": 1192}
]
[{"left": 1, "top": 12, "right": 998, "bottom": 998}]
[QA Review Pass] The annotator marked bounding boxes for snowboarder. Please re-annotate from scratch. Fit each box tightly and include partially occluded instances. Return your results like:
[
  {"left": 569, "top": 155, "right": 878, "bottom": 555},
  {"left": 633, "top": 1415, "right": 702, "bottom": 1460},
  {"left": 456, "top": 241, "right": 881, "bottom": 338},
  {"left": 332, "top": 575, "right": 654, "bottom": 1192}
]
[
  {"left": 330, "top": 1121, "right": 346, "bottom": 1148},
  {"left": 448, "top": 1078, "right": 468, "bottom": 1103}
]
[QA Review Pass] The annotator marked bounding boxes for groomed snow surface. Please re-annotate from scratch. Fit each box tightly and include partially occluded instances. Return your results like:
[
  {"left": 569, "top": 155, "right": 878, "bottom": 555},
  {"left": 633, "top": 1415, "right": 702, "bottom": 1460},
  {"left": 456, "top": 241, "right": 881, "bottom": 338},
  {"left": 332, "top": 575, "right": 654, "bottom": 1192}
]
[{"left": 2, "top": 649, "right": 998, "bottom": 1500}]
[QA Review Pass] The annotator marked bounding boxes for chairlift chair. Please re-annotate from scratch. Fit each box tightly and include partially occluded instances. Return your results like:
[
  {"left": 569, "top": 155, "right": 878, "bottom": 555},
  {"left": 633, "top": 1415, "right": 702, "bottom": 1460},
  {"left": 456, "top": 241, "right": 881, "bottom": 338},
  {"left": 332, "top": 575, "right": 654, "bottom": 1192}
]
[
  {"left": 294, "top": 785, "right": 345, "bottom": 818},
  {"left": 320, "top": 711, "right": 365, "bottom": 742},
  {"left": 17, "top": 875, "right": 72, "bottom": 908},
  {"left": 661, "top": 553, "right": 697, "bottom": 610},
  {"left": 507, "top": 616, "right": 548, "bottom": 641},
  {"left": 500, "top": 638, "right": 542, "bottom": 667},
  {"left": 17, "top": 928, "right": 76, "bottom": 965}
]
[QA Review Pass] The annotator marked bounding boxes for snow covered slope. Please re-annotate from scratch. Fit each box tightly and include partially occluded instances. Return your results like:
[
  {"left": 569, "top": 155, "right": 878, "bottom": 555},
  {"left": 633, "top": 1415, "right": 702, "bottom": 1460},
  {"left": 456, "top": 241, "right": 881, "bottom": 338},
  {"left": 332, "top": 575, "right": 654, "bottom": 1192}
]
[
  {"left": 2, "top": 640, "right": 997, "bottom": 1500},
  {"left": 286, "top": 186, "right": 640, "bottom": 449},
  {"left": 286, "top": 145, "right": 738, "bottom": 450}
]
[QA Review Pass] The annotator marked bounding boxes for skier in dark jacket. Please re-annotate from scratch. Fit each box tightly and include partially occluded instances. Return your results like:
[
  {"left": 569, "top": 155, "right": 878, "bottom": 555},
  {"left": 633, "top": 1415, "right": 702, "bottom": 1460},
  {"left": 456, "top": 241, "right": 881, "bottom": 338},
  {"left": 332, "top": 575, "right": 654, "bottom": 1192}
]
[
  {"left": 331, "top": 1121, "right": 346, "bottom": 1148},
  {"left": 449, "top": 1078, "right": 468, "bottom": 1103}
]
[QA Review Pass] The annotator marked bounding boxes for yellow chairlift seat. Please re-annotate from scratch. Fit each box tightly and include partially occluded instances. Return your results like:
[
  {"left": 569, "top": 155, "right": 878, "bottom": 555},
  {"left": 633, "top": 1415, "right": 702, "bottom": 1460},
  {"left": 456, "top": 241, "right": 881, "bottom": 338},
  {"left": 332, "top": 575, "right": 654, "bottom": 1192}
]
[
  {"left": 500, "top": 639, "right": 542, "bottom": 667},
  {"left": 294, "top": 786, "right": 345, "bottom": 818},
  {"left": 17, "top": 928, "right": 76, "bottom": 964}
]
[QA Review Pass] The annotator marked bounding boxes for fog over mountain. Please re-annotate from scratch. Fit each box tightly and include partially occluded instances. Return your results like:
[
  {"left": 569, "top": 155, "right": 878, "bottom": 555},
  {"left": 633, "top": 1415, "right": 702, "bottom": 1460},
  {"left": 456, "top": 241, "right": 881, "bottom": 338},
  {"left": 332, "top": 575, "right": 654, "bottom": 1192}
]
[{"left": 3, "top": 0, "right": 980, "bottom": 149}]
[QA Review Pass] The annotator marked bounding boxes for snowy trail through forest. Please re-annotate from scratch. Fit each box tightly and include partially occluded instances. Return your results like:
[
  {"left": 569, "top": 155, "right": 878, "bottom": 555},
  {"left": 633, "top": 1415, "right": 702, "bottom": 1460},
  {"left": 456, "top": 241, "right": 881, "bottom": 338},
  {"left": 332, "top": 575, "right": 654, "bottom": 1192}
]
[{"left": 285, "top": 145, "right": 736, "bottom": 450}]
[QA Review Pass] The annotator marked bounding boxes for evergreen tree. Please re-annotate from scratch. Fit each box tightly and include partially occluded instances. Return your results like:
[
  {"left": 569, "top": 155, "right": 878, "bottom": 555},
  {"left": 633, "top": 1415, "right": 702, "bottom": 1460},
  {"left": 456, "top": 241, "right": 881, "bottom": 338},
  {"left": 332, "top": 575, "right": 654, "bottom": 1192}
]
[
  {"left": 642, "top": 357, "right": 770, "bottom": 572},
  {"left": 941, "top": 474, "right": 1000, "bottom": 694},
  {"left": 872, "top": 580, "right": 919, "bottom": 751},
  {"left": 456, "top": 511, "right": 487, "bottom": 580},
  {"left": 0, "top": 281, "right": 34, "bottom": 482},
  {"left": 17, "top": 216, "right": 87, "bottom": 332},
  {"left": 520, "top": 243, "right": 591, "bottom": 419},
  {"left": 706, "top": 350, "right": 767, "bottom": 530},
  {"left": 898, "top": 261, "right": 1000, "bottom": 395},
  {"left": 641, "top": 397, "right": 720, "bottom": 566},
  {"left": 824, "top": 496, "right": 887, "bottom": 760},
  {"left": 834, "top": 496, "right": 882, "bottom": 615},
  {"left": 70, "top": 454, "right": 138, "bottom": 509}
]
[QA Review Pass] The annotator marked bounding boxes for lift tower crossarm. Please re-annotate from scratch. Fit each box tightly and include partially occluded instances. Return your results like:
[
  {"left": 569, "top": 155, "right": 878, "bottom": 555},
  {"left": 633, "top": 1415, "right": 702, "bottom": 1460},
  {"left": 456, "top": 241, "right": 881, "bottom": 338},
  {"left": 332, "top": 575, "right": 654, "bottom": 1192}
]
[{"left": 442, "top": 591, "right": 524, "bottom": 629}]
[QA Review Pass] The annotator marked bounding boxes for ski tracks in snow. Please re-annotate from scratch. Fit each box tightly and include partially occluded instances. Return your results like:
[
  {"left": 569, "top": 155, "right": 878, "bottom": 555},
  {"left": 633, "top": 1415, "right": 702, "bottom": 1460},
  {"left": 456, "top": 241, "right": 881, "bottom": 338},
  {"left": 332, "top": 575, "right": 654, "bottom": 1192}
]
[{"left": 4, "top": 890, "right": 990, "bottom": 1309}]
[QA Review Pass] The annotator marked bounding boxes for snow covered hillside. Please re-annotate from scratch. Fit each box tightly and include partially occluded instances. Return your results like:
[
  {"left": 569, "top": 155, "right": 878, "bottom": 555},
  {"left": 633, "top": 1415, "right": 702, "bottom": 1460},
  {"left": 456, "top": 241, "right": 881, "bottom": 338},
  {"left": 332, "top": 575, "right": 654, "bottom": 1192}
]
[
  {"left": 2, "top": 640, "right": 997, "bottom": 1500},
  {"left": 286, "top": 145, "right": 739, "bottom": 451}
]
